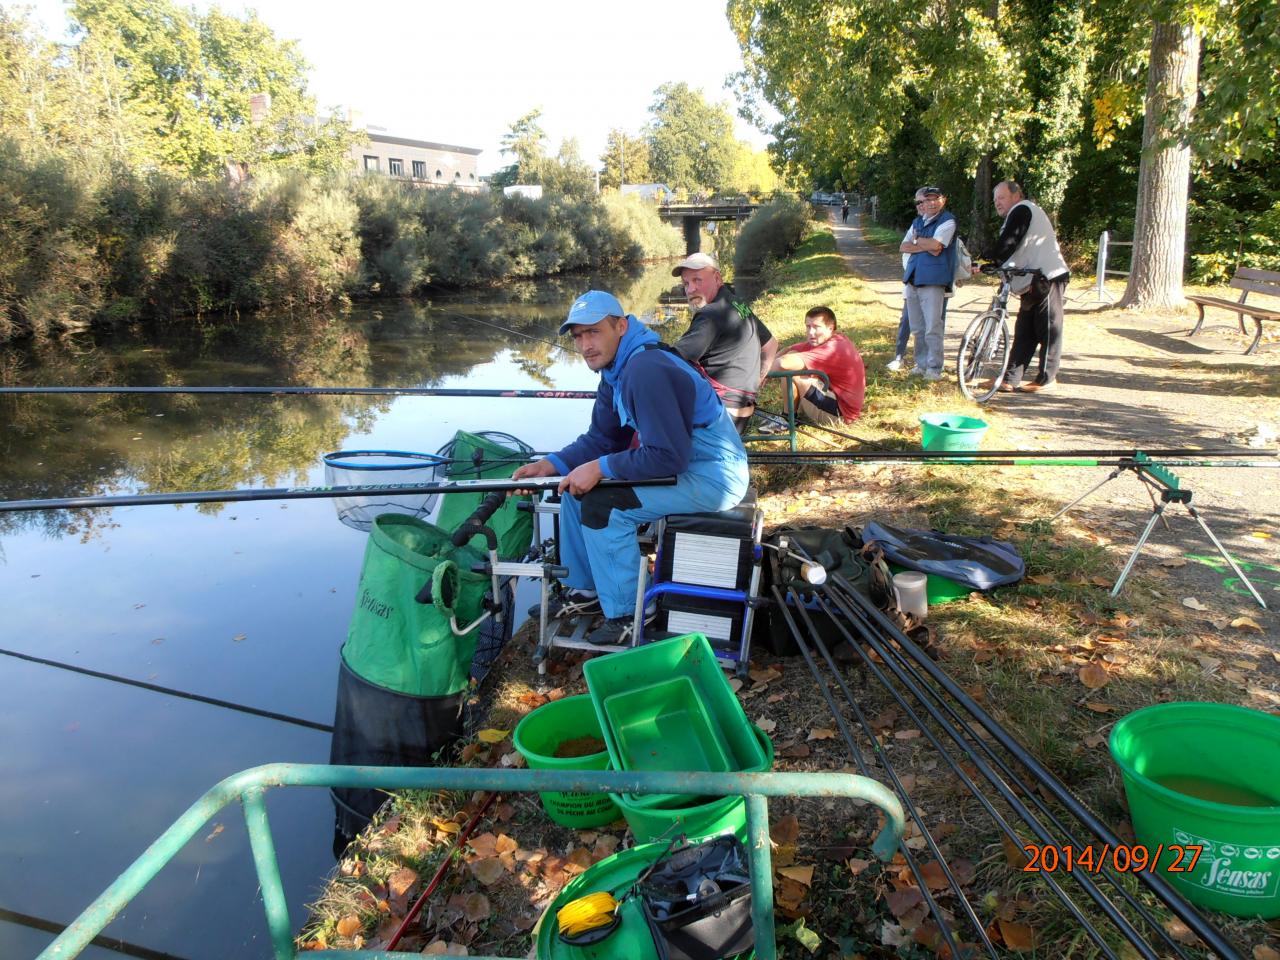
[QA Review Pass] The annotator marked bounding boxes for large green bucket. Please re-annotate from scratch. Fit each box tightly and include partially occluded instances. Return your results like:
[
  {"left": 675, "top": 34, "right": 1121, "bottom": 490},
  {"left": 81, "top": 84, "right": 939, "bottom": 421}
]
[
  {"left": 1110, "top": 702, "right": 1280, "bottom": 917},
  {"left": 609, "top": 724, "right": 774, "bottom": 844},
  {"left": 514, "top": 695, "right": 620, "bottom": 829},
  {"left": 919, "top": 413, "right": 987, "bottom": 452}
]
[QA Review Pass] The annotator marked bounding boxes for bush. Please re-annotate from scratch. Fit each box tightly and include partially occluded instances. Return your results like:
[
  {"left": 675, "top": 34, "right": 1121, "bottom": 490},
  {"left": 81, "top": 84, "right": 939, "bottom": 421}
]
[{"left": 733, "top": 194, "right": 810, "bottom": 277}]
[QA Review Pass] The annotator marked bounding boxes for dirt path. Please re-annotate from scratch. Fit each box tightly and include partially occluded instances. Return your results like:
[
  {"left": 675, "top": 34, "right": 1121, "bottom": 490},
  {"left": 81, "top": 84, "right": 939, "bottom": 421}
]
[{"left": 831, "top": 212, "right": 1280, "bottom": 642}]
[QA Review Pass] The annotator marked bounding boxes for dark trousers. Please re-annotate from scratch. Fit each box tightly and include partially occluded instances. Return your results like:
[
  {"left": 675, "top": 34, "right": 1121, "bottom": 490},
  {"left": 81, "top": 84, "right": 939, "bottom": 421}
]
[{"left": 1005, "top": 277, "right": 1067, "bottom": 387}]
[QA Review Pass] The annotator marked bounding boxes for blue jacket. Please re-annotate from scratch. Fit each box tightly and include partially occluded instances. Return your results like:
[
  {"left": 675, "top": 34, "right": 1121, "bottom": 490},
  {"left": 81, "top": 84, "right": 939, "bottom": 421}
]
[
  {"left": 904, "top": 211, "right": 957, "bottom": 287},
  {"left": 548, "top": 320, "right": 746, "bottom": 481}
]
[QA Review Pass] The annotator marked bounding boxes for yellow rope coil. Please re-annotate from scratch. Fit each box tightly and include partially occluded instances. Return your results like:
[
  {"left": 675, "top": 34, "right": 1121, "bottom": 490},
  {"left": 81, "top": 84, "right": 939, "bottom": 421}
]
[{"left": 556, "top": 891, "right": 619, "bottom": 936}]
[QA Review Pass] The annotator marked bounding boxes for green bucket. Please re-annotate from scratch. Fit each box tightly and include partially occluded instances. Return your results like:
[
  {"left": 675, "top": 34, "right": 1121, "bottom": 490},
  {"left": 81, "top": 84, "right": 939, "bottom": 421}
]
[
  {"left": 919, "top": 413, "right": 988, "bottom": 452},
  {"left": 1109, "top": 702, "right": 1280, "bottom": 917},
  {"left": 514, "top": 695, "right": 620, "bottom": 829},
  {"left": 887, "top": 563, "right": 971, "bottom": 605},
  {"left": 610, "top": 724, "right": 774, "bottom": 844}
]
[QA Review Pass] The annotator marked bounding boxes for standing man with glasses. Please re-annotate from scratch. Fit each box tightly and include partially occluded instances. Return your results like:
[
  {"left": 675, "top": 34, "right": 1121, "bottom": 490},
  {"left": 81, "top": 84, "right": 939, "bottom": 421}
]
[
  {"left": 987, "top": 180, "right": 1070, "bottom": 392},
  {"left": 899, "top": 186, "right": 956, "bottom": 381}
]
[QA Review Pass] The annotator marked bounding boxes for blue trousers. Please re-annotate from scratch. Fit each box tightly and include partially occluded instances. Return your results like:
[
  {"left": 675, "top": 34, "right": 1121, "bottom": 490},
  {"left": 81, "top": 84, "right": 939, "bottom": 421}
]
[{"left": 558, "top": 464, "right": 748, "bottom": 619}]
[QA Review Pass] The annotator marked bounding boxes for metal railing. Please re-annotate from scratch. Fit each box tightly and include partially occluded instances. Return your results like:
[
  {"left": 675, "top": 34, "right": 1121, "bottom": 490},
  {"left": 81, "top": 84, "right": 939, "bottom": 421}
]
[
  {"left": 743, "top": 368, "right": 833, "bottom": 451},
  {"left": 38, "top": 764, "right": 905, "bottom": 960},
  {"left": 1096, "top": 230, "right": 1133, "bottom": 301}
]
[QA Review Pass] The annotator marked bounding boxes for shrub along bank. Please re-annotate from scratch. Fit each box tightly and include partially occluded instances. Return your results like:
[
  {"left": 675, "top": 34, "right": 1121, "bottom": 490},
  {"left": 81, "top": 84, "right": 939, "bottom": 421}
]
[{"left": 0, "top": 142, "right": 683, "bottom": 342}]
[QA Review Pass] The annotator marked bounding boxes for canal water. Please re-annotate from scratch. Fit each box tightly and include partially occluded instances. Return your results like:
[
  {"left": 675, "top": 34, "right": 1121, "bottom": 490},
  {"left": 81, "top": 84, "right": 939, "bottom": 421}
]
[{"left": 0, "top": 263, "right": 695, "bottom": 958}]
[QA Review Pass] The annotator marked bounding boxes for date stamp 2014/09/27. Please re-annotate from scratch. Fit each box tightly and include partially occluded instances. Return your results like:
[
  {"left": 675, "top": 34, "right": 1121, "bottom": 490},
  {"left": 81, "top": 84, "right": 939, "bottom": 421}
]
[{"left": 1022, "top": 844, "right": 1203, "bottom": 874}]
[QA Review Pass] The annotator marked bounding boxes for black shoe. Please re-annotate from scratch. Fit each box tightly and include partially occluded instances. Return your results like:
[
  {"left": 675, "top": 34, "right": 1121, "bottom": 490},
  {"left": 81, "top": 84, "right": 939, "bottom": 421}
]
[
  {"left": 530, "top": 590, "right": 601, "bottom": 621},
  {"left": 587, "top": 616, "right": 638, "bottom": 646}
]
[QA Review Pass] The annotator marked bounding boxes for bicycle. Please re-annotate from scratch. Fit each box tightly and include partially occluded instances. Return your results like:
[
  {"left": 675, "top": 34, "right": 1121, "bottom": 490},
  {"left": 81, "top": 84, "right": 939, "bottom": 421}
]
[{"left": 955, "top": 265, "right": 1037, "bottom": 403}]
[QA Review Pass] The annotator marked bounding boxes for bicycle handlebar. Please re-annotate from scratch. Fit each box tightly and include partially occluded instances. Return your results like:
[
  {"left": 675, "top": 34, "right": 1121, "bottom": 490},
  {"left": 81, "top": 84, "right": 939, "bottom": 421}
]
[{"left": 979, "top": 263, "right": 1038, "bottom": 278}]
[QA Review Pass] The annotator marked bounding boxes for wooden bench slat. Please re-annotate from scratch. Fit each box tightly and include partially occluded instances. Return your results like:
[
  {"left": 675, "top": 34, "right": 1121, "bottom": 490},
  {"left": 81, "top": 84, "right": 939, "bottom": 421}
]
[{"left": 1186, "top": 294, "right": 1280, "bottom": 319}]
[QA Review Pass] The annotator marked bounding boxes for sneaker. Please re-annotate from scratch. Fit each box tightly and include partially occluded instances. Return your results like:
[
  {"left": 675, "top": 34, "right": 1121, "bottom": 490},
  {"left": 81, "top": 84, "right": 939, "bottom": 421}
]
[
  {"left": 756, "top": 417, "right": 790, "bottom": 435},
  {"left": 908, "top": 366, "right": 925, "bottom": 377},
  {"left": 886, "top": 357, "right": 904, "bottom": 372},
  {"left": 531, "top": 589, "right": 601, "bottom": 621},
  {"left": 923, "top": 370, "right": 943, "bottom": 382},
  {"left": 587, "top": 616, "right": 638, "bottom": 646},
  {"left": 996, "top": 381, "right": 1015, "bottom": 393},
  {"left": 1018, "top": 380, "right": 1052, "bottom": 393}
]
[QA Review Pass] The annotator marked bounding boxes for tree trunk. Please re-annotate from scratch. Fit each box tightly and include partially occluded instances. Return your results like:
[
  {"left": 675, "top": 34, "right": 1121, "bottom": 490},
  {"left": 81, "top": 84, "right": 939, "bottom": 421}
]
[{"left": 1118, "top": 21, "right": 1199, "bottom": 309}]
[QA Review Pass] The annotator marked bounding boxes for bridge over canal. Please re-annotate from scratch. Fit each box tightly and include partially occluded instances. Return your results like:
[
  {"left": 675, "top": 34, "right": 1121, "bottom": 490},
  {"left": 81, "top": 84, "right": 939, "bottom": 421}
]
[{"left": 659, "top": 201, "right": 759, "bottom": 254}]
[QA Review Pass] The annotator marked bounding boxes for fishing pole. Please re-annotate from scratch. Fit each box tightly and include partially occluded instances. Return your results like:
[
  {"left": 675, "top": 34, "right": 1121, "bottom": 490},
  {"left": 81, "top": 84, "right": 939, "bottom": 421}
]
[
  {"left": 0, "top": 646, "right": 332, "bottom": 733},
  {"left": 0, "top": 385, "right": 597, "bottom": 399},
  {"left": 747, "top": 456, "right": 1280, "bottom": 469},
  {"left": 0, "top": 475, "right": 676, "bottom": 514},
  {"left": 747, "top": 446, "right": 1277, "bottom": 460}
]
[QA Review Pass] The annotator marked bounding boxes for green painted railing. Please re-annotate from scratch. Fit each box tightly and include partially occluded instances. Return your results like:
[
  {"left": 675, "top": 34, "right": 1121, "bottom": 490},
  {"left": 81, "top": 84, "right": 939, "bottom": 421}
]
[
  {"left": 743, "top": 369, "right": 833, "bottom": 451},
  {"left": 37, "top": 763, "right": 904, "bottom": 960}
]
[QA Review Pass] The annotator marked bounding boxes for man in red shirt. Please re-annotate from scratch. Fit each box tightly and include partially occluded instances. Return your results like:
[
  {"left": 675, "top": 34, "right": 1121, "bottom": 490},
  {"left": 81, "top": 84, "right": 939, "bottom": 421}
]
[{"left": 768, "top": 306, "right": 865, "bottom": 426}]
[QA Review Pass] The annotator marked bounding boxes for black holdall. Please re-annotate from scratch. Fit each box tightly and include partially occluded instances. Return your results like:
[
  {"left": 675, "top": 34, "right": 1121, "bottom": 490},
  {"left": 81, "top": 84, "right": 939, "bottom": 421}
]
[{"left": 638, "top": 835, "right": 755, "bottom": 960}]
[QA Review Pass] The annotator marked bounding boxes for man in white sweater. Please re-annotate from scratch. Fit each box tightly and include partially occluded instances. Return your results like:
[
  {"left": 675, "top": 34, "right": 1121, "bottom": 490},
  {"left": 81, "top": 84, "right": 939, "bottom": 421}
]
[{"left": 989, "top": 181, "right": 1070, "bottom": 392}]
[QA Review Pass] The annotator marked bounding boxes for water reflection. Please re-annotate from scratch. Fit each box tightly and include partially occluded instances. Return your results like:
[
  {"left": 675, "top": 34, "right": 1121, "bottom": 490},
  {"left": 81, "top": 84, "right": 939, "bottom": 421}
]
[{"left": 0, "top": 263, "right": 695, "bottom": 542}]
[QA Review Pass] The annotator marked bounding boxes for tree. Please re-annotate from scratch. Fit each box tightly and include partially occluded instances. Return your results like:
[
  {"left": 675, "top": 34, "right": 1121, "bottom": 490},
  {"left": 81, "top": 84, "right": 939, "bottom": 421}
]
[
  {"left": 645, "top": 82, "right": 739, "bottom": 195},
  {"left": 724, "top": 142, "right": 780, "bottom": 196},
  {"left": 599, "top": 129, "right": 652, "bottom": 189},
  {"left": 67, "top": 0, "right": 356, "bottom": 176},
  {"left": 491, "top": 108, "right": 547, "bottom": 188},
  {"left": 1117, "top": 21, "right": 1199, "bottom": 308}
]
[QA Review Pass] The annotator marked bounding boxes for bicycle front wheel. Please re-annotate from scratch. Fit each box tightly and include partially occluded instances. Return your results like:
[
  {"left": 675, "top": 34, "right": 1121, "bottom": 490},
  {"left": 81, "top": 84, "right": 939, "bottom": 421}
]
[{"left": 956, "top": 311, "right": 1010, "bottom": 403}]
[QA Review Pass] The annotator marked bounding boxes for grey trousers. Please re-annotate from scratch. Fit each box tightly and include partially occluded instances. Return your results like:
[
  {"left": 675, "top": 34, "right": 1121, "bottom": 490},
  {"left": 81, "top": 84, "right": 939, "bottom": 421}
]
[{"left": 905, "top": 284, "right": 947, "bottom": 374}]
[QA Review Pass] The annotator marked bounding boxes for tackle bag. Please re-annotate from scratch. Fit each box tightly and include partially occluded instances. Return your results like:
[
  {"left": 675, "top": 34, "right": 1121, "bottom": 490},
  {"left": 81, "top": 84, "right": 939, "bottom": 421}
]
[
  {"left": 639, "top": 836, "right": 754, "bottom": 960},
  {"left": 435, "top": 430, "right": 535, "bottom": 559},
  {"left": 857, "top": 520, "right": 1024, "bottom": 592}
]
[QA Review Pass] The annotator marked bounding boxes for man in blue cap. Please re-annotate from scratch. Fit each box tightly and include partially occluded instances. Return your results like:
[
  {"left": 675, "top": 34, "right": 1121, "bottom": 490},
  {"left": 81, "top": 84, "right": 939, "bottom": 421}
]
[{"left": 512, "top": 290, "right": 750, "bottom": 646}]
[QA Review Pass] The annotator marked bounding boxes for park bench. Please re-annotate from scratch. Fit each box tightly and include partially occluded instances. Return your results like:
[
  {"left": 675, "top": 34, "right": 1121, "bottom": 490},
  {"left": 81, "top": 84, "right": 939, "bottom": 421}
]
[{"left": 1186, "top": 266, "right": 1280, "bottom": 355}]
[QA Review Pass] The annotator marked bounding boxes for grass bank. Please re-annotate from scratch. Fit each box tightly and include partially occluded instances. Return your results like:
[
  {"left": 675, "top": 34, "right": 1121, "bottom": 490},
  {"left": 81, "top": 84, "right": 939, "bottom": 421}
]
[{"left": 299, "top": 222, "right": 1277, "bottom": 958}]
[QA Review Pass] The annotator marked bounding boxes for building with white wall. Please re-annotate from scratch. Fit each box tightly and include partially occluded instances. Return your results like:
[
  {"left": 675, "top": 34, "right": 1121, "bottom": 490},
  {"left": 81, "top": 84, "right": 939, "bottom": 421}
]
[{"left": 350, "top": 132, "right": 483, "bottom": 190}]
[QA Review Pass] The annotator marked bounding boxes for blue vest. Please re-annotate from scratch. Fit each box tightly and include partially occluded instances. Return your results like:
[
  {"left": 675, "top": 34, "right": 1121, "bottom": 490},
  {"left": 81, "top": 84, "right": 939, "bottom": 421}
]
[{"left": 904, "top": 211, "right": 957, "bottom": 287}]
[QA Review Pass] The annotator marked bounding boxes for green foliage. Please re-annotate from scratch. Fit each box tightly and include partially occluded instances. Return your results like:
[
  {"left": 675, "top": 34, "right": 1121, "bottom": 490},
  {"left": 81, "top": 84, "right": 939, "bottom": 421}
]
[
  {"left": 66, "top": 0, "right": 357, "bottom": 176},
  {"left": 646, "top": 82, "right": 739, "bottom": 195},
  {"left": 599, "top": 129, "right": 653, "bottom": 189},
  {"left": 733, "top": 193, "right": 810, "bottom": 277},
  {"left": 600, "top": 194, "right": 684, "bottom": 260}
]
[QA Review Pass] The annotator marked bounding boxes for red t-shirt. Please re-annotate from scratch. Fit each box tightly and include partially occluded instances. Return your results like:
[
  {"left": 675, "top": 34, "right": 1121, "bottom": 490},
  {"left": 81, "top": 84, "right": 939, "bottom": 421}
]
[{"left": 781, "top": 332, "right": 865, "bottom": 421}]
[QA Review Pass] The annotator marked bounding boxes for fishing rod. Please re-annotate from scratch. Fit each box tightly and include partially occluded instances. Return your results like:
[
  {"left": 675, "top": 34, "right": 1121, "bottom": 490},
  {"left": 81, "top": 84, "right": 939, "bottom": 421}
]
[
  {"left": 0, "top": 646, "right": 332, "bottom": 733},
  {"left": 747, "top": 446, "right": 1278, "bottom": 460},
  {"left": 748, "top": 455, "right": 1280, "bottom": 469},
  {"left": 0, "top": 385, "right": 597, "bottom": 399},
  {"left": 0, "top": 475, "right": 675, "bottom": 514}
]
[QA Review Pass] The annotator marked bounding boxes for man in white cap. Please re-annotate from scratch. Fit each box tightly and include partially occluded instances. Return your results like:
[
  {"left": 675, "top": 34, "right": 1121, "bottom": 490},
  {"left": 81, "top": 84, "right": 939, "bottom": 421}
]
[
  {"left": 512, "top": 290, "right": 749, "bottom": 646},
  {"left": 671, "top": 252, "right": 777, "bottom": 433}
]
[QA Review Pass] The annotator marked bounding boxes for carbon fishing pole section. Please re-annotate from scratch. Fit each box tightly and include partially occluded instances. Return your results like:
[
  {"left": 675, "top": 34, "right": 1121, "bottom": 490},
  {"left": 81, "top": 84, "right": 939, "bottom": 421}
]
[{"left": 766, "top": 549, "right": 1244, "bottom": 960}]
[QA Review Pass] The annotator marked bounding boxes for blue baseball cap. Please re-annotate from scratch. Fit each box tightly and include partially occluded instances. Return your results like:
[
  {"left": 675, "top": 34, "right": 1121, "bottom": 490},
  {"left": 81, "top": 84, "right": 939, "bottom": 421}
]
[{"left": 559, "top": 290, "right": 626, "bottom": 336}]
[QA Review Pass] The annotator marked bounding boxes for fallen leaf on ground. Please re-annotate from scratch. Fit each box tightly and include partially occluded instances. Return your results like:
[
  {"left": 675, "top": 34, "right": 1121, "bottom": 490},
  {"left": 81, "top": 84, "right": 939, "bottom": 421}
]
[
  {"left": 1181, "top": 597, "right": 1208, "bottom": 611},
  {"left": 462, "top": 892, "right": 491, "bottom": 923},
  {"left": 749, "top": 666, "right": 781, "bottom": 685},
  {"left": 1230, "top": 616, "right": 1263, "bottom": 632},
  {"left": 1082, "top": 702, "right": 1117, "bottom": 713},
  {"left": 1162, "top": 918, "right": 1199, "bottom": 945},
  {"left": 893, "top": 728, "right": 922, "bottom": 740},
  {"left": 1160, "top": 557, "right": 1187, "bottom": 567},
  {"left": 919, "top": 860, "right": 949, "bottom": 890},
  {"left": 728, "top": 677, "right": 744, "bottom": 692},
  {"left": 388, "top": 866, "right": 417, "bottom": 898},
  {"left": 1002, "top": 835, "right": 1030, "bottom": 869},
  {"left": 422, "top": 942, "right": 468, "bottom": 956},
  {"left": 1253, "top": 946, "right": 1280, "bottom": 960},
  {"left": 1078, "top": 663, "right": 1111, "bottom": 689},
  {"left": 778, "top": 864, "right": 814, "bottom": 886},
  {"left": 847, "top": 857, "right": 872, "bottom": 876},
  {"left": 771, "top": 814, "right": 800, "bottom": 845},
  {"left": 336, "top": 915, "right": 361, "bottom": 938},
  {"left": 806, "top": 727, "right": 837, "bottom": 741},
  {"left": 998, "top": 920, "right": 1036, "bottom": 951},
  {"left": 774, "top": 875, "right": 809, "bottom": 912},
  {"left": 884, "top": 887, "right": 924, "bottom": 919},
  {"left": 755, "top": 718, "right": 777, "bottom": 733},
  {"left": 476, "top": 728, "right": 510, "bottom": 744},
  {"left": 470, "top": 858, "right": 505, "bottom": 885},
  {"left": 468, "top": 833, "right": 498, "bottom": 858},
  {"left": 777, "top": 742, "right": 811, "bottom": 759}
]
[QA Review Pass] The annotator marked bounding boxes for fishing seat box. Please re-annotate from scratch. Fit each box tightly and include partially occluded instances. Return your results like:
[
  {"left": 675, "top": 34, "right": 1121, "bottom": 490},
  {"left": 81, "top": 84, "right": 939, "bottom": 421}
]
[{"left": 651, "top": 491, "right": 761, "bottom": 659}]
